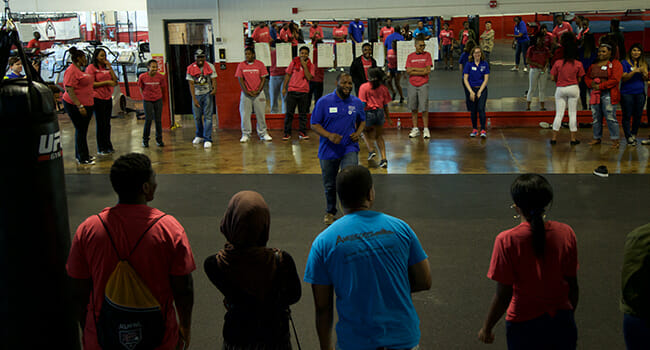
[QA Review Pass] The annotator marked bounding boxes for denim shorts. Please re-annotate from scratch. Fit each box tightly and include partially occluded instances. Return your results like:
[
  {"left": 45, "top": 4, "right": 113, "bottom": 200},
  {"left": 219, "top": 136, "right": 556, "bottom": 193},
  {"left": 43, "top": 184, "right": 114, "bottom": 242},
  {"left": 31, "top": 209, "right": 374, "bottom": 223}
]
[{"left": 365, "top": 109, "right": 386, "bottom": 127}]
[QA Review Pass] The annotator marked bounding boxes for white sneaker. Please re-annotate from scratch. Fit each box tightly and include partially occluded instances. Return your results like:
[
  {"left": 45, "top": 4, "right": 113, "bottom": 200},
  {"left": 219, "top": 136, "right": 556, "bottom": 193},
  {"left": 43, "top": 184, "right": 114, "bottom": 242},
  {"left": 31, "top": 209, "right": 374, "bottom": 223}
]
[
  {"left": 192, "top": 137, "right": 204, "bottom": 144},
  {"left": 523, "top": 67, "right": 528, "bottom": 72},
  {"left": 423, "top": 128, "right": 431, "bottom": 139},
  {"left": 204, "top": 141, "right": 212, "bottom": 148},
  {"left": 261, "top": 134, "right": 273, "bottom": 141},
  {"left": 240, "top": 135, "right": 249, "bottom": 143},
  {"left": 408, "top": 127, "right": 420, "bottom": 138},
  {"left": 510, "top": 66, "right": 519, "bottom": 71}
]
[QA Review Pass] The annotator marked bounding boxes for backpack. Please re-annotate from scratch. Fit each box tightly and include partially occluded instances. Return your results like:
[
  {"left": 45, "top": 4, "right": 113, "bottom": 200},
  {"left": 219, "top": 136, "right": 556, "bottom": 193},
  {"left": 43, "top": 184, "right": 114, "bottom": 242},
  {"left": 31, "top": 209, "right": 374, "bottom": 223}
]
[{"left": 95, "top": 214, "right": 167, "bottom": 350}]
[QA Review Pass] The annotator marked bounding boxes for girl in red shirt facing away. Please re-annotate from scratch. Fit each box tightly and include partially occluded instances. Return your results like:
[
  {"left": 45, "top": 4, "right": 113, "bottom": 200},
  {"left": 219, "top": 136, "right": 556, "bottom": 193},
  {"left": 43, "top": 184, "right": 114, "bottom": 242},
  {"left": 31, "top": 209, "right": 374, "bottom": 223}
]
[
  {"left": 358, "top": 68, "right": 393, "bottom": 168},
  {"left": 550, "top": 33, "right": 584, "bottom": 145},
  {"left": 138, "top": 60, "right": 168, "bottom": 147},
  {"left": 62, "top": 46, "right": 96, "bottom": 165},
  {"left": 479, "top": 174, "right": 579, "bottom": 350},
  {"left": 87, "top": 48, "right": 118, "bottom": 155},
  {"left": 386, "top": 39, "right": 404, "bottom": 104}
]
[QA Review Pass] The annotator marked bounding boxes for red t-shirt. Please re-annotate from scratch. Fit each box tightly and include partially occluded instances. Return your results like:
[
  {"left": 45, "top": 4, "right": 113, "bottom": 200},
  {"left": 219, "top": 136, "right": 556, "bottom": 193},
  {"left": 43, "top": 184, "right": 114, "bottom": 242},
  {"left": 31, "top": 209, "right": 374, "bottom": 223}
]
[
  {"left": 279, "top": 28, "right": 292, "bottom": 42},
  {"left": 359, "top": 82, "right": 391, "bottom": 110},
  {"left": 379, "top": 26, "right": 395, "bottom": 41},
  {"left": 310, "top": 26, "right": 324, "bottom": 41},
  {"left": 526, "top": 46, "right": 551, "bottom": 68},
  {"left": 551, "top": 59, "right": 585, "bottom": 87},
  {"left": 460, "top": 29, "right": 471, "bottom": 45},
  {"left": 86, "top": 64, "right": 114, "bottom": 101},
  {"left": 235, "top": 59, "right": 269, "bottom": 92},
  {"left": 63, "top": 64, "right": 95, "bottom": 106},
  {"left": 286, "top": 58, "right": 315, "bottom": 93},
  {"left": 488, "top": 221, "right": 578, "bottom": 322},
  {"left": 439, "top": 29, "right": 454, "bottom": 46},
  {"left": 27, "top": 39, "right": 40, "bottom": 54},
  {"left": 66, "top": 204, "right": 196, "bottom": 350},
  {"left": 269, "top": 49, "right": 285, "bottom": 76},
  {"left": 361, "top": 56, "right": 373, "bottom": 80},
  {"left": 137, "top": 72, "right": 167, "bottom": 101},
  {"left": 405, "top": 52, "right": 433, "bottom": 87},
  {"left": 333, "top": 26, "right": 348, "bottom": 42},
  {"left": 552, "top": 22, "right": 573, "bottom": 41},
  {"left": 386, "top": 49, "right": 397, "bottom": 69},
  {"left": 252, "top": 26, "right": 271, "bottom": 43}
]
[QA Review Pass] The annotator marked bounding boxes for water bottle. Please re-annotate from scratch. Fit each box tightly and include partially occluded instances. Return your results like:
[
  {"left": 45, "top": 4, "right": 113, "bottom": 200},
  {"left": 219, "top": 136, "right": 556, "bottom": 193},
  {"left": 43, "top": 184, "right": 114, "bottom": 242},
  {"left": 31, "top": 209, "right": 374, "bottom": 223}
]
[
  {"left": 397, "top": 118, "right": 401, "bottom": 130},
  {"left": 487, "top": 118, "right": 492, "bottom": 130}
]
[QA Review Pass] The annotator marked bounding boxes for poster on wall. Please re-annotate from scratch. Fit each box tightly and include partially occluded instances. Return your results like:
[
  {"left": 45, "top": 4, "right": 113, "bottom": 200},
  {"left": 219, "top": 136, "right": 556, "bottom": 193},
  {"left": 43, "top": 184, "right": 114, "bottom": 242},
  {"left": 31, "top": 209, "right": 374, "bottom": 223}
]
[
  {"left": 275, "top": 43, "right": 292, "bottom": 67},
  {"left": 316, "top": 43, "right": 334, "bottom": 68},
  {"left": 335, "top": 42, "right": 353, "bottom": 67},
  {"left": 152, "top": 54, "right": 165, "bottom": 75},
  {"left": 396, "top": 41, "right": 415, "bottom": 71},
  {"left": 254, "top": 43, "right": 271, "bottom": 66},
  {"left": 18, "top": 15, "right": 81, "bottom": 41},
  {"left": 425, "top": 38, "right": 439, "bottom": 62},
  {"left": 373, "top": 42, "right": 385, "bottom": 67}
]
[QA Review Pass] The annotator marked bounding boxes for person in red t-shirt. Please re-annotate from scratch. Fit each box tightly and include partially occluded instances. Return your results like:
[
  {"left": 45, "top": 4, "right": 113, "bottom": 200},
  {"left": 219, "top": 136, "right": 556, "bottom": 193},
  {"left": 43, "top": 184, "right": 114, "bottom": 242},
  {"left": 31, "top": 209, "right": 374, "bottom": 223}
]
[
  {"left": 67, "top": 153, "right": 196, "bottom": 350},
  {"left": 350, "top": 43, "right": 377, "bottom": 97},
  {"left": 550, "top": 35, "right": 584, "bottom": 145},
  {"left": 252, "top": 22, "right": 272, "bottom": 43},
  {"left": 386, "top": 39, "right": 404, "bottom": 104},
  {"left": 87, "top": 48, "right": 118, "bottom": 155},
  {"left": 379, "top": 19, "right": 395, "bottom": 45},
  {"left": 138, "top": 60, "right": 168, "bottom": 147},
  {"left": 26, "top": 31, "right": 41, "bottom": 55},
  {"left": 236, "top": 47, "right": 271, "bottom": 142},
  {"left": 439, "top": 23, "right": 454, "bottom": 70},
  {"left": 309, "top": 21, "right": 324, "bottom": 43},
  {"left": 405, "top": 39, "right": 433, "bottom": 139},
  {"left": 479, "top": 174, "right": 579, "bottom": 349},
  {"left": 525, "top": 35, "right": 551, "bottom": 111},
  {"left": 359, "top": 68, "right": 393, "bottom": 168},
  {"left": 63, "top": 46, "right": 96, "bottom": 165},
  {"left": 282, "top": 46, "right": 315, "bottom": 140},
  {"left": 552, "top": 15, "right": 573, "bottom": 46}
]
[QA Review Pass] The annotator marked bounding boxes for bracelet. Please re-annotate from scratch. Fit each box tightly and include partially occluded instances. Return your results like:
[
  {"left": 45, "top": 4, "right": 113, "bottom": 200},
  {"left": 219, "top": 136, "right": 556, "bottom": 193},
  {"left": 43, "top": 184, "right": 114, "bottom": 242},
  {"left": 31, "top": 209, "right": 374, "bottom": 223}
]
[{"left": 78, "top": 104, "right": 84, "bottom": 108}]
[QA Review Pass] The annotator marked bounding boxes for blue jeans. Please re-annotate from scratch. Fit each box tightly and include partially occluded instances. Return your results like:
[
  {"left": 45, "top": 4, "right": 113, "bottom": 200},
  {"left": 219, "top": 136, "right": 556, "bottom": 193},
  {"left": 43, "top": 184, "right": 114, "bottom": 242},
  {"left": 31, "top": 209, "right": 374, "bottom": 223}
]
[
  {"left": 319, "top": 152, "right": 359, "bottom": 215},
  {"left": 468, "top": 87, "right": 488, "bottom": 130},
  {"left": 591, "top": 91, "right": 619, "bottom": 140},
  {"left": 63, "top": 101, "right": 94, "bottom": 162},
  {"left": 624, "top": 313, "right": 650, "bottom": 350},
  {"left": 621, "top": 93, "right": 646, "bottom": 139},
  {"left": 269, "top": 75, "right": 285, "bottom": 113},
  {"left": 506, "top": 310, "right": 577, "bottom": 350},
  {"left": 192, "top": 93, "right": 214, "bottom": 142},
  {"left": 515, "top": 40, "right": 529, "bottom": 66}
]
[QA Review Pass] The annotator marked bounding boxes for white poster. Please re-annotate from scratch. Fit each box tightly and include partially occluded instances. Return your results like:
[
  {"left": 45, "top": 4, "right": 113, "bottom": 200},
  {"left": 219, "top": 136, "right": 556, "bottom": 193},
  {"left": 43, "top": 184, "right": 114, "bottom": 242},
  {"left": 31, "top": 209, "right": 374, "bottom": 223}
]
[
  {"left": 355, "top": 42, "right": 364, "bottom": 58},
  {"left": 425, "top": 38, "right": 439, "bottom": 62},
  {"left": 21, "top": 17, "right": 81, "bottom": 41},
  {"left": 373, "top": 42, "right": 385, "bottom": 67},
  {"left": 396, "top": 41, "right": 415, "bottom": 71},
  {"left": 335, "top": 42, "right": 353, "bottom": 67},
  {"left": 254, "top": 43, "right": 271, "bottom": 67},
  {"left": 275, "top": 43, "right": 292, "bottom": 67},
  {"left": 316, "top": 43, "right": 334, "bottom": 68}
]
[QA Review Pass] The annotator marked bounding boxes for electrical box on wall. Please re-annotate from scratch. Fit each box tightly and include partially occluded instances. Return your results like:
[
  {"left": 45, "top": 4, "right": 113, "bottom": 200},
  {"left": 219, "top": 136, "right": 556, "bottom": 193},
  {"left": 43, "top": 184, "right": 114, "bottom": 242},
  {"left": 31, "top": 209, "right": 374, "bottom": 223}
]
[
  {"left": 489, "top": 0, "right": 497, "bottom": 8},
  {"left": 292, "top": 8, "right": 298, "bottom": 14}
]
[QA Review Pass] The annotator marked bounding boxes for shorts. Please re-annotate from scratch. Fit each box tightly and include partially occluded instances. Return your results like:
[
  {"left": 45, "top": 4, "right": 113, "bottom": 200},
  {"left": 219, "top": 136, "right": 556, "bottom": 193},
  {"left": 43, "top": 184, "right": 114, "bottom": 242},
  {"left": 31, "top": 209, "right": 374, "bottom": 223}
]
[
  {"left": 407, "top": 83, "right": 429, "bottom": 112},
  {"left": 442, "top": 44, "right": 452, "bottom": 57},
  {"left": 365, "top": 109, "right": 386, "bottom": 127},
  {"left": 388, "top": 68, "right": 398, "bottom": 76}
]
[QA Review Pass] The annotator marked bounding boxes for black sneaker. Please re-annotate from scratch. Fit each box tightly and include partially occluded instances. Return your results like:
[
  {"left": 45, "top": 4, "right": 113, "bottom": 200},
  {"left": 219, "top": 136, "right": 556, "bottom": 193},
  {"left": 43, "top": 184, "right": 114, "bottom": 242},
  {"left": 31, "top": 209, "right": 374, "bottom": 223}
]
[
  {"left": 76, "top": 158, "right": 95, "bottom": 165},
  {"left": 593, "top": 165, "right": 608, "bottom": 178},
  {"left": 142, "top": 140, "right": 149, "bottom": 148},
  {"left": 156, "top": 141, "right": 165, "bottom": 147},
  {"left": 379, "top": 159, "right": 388, "bottom": 168},
  {"left": 368, "top": 150, "right": 377, "bottom": 161}
]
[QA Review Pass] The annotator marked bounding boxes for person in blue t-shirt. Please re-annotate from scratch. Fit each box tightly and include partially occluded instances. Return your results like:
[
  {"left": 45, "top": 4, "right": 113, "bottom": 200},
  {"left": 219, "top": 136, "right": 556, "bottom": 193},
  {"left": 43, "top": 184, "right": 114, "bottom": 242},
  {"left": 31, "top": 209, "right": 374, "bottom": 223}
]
[
  {"left": 348, "top": 18, "right": 364, "bottom": 44},
  {"left": 463, "top": 46, "right": 490, "bottom": 138},
  {"left": 304, "top": 165, "right": 432, "bottom": 350},
  {"left": 620, "top": 44, "right": 648, "bottom": 145},
  {"left": 384, "top": 26, "right": 404, "bottom": 51},
  {"left": 4, "top": 57, "right": 25, "bottom": 79},
  {"left": 412, "top": 20, "right": 432, "bottom": 40},
  {"left": 510, "top": 16, "right": 530, "bottom": 72},
  {"left": 311, "top": 73, "right": 365, "bottom": 226}
]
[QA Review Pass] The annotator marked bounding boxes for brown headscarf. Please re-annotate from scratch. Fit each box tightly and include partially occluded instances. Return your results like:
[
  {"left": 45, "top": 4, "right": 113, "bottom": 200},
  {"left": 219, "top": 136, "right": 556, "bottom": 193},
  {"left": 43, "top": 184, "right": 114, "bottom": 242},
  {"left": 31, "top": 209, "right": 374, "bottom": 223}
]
[{"left": 214, "top": 191, "right": 280, "bottom": 303}]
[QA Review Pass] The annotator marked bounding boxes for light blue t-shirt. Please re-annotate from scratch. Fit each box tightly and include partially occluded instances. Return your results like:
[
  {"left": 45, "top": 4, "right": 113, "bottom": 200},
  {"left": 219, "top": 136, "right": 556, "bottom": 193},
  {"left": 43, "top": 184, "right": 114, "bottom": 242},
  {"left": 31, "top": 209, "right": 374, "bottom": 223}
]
[
  {"left": 413, "top": 27, "right": 432, "bottom": 39},
  {"left": 311, "top": 91, "right": 365, "bottom": 160},
  {"left": 304, "top": 210, "right": 428, "bottom": 350}
]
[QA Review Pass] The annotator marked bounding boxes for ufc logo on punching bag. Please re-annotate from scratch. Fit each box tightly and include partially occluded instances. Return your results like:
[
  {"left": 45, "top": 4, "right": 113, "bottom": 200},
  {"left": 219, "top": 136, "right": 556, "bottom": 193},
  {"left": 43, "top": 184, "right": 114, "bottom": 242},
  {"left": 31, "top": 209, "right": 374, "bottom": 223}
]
[{"left": 38, "top": 131, "right": 62, "bottom": 161}]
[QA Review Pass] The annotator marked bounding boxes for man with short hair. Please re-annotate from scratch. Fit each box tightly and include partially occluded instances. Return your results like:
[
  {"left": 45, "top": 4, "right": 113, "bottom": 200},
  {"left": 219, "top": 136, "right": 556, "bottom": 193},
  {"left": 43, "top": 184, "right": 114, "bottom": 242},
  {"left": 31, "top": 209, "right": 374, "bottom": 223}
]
[
  {"left": 283, "top": 46, "right": 315, "bottom": 141},
  {"left": 252, "top": 22, "right": 272, "bottom": 43},
  {"left": 406, "top": 39, "right": 433, "bottom": 139},
  {"left": 552, "top": 14, "right": 573, "bottom": 45},
  {"left": 310, "top": 21, "right": 324, "bottom": 42},
  {"left": 350, "top": 42, "right": 377, "bottom": 96},
  {"left": 412, "top": 20, "right": 432, "bottom": 40},
  {"left": 379, "top": 19, "right": 395, "bottom": 44},
  {"left": 26, "top": 31, "right": 41, "bottom": 55},
  {"left": 384, "top": 25, "right": 404, "bottom": 51},
  {"left": 305, "top": 165, "right": 432, "bottom": 350},
  {"left": 310, "top": 73, "right": 365, "bottom": 225},
  {"left": 186, "top": 49, "right": 218, "bottom": 148},
  {"left": 67, "top": 153, "right": 195, "bottom": 350},
  {"left": 349, "top": 18, "right": 364, "bottom": 44},
  {"left": 236, "top": 47, "right": 272, "bottom": 142}
]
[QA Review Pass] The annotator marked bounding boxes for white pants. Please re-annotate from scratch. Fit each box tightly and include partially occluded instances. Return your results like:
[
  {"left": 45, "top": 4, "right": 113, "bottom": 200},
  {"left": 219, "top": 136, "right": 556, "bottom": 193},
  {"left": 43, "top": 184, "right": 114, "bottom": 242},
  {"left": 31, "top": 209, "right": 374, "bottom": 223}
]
[
  {"left": 553, "top": 85, "right": 579, "bottom": 132},
  {"left": 239, "top": 91, "right": 268, "bottom": 136},
  {"left": 527, "top": 68, "right": 547, "bottom": 102}
]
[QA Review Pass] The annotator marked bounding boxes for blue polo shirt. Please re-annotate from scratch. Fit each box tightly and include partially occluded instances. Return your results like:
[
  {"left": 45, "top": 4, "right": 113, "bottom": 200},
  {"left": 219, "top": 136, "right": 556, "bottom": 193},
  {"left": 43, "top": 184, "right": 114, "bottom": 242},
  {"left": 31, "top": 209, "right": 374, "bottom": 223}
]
[
  {"left": 514, "top": 21, "right": 529, "bottom": 42},
  {"left": 413, "top": 27, "right": 432, "bottom": 39},
  {"left": 349, "top": 20, "right": 364, "bottom": 43},
  {"left": 311, "top": 90, "right": 365, "bottom": 160},
  {"left": 384, "top": 32, "right": 404, "bottom": 50},
  {"left": 620, "top": 60, "right": 645, "bottom": 95},
  {"left": 463, "top": 60, "right": 490, "bottom": 87}
]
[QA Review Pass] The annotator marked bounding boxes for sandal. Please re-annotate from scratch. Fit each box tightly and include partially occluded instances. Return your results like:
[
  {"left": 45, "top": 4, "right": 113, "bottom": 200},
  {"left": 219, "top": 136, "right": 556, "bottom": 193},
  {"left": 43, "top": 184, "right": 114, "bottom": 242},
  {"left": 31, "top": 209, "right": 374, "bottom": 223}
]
[{"left": 589, "top": 139, "right": 602, "bottom": 145}]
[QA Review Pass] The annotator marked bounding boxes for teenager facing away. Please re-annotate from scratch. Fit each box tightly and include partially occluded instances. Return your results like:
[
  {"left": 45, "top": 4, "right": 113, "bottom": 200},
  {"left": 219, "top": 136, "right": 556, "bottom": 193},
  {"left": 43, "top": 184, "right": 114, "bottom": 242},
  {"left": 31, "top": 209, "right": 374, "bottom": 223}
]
[{"left": 358, "top": 68, "right": 393, "bottom": 168}]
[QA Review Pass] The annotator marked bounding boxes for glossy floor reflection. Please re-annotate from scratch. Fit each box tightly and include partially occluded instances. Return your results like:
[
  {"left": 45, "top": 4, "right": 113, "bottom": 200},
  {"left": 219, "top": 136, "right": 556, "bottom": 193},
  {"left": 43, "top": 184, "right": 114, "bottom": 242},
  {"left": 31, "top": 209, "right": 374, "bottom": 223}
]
[{"left": 60, "top": 114, "right": 650, "bottom": 175}]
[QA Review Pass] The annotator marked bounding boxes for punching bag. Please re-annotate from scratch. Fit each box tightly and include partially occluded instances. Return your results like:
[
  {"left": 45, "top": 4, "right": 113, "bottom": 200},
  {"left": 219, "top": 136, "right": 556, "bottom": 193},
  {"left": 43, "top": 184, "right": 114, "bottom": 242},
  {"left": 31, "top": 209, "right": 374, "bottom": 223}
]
[{"left": 0, "top": 35, "right": 80, "bottom": 348}]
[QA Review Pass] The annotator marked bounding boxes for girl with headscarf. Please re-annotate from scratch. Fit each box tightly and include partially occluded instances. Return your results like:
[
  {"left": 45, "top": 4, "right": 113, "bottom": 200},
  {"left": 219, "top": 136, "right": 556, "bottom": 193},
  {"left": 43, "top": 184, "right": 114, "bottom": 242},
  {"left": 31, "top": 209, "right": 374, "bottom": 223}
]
[{"left": 204, "top": 191, "right": 301, "bottom": 350}]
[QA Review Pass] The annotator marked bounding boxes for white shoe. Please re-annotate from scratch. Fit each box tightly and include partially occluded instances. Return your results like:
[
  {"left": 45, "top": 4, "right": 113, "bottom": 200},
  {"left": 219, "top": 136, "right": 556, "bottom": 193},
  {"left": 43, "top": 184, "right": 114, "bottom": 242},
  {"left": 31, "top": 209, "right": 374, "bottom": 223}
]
[
  {"left": 408, "top": 127, "right": 420, "bottom": 138},
  {"left": 240, "top": 135, "right": 249, "bottom": 143},
  {"left": 423, "top": 128, "right": 431, "bottom": 139},
  {"left": 523, "top": 67, "right": 528, "bottom": 72},
  {"left": 204, "top": 141, "right": 212, "bottom": 148},
  {"left": 192, "top": 137, "right": 204, "bottom": 144},
  {"left": 261, "top": 134, "right": 273, "bottom": 141},
  {"left": 510, "top": 66, "right": 519, "bottom": 71}
]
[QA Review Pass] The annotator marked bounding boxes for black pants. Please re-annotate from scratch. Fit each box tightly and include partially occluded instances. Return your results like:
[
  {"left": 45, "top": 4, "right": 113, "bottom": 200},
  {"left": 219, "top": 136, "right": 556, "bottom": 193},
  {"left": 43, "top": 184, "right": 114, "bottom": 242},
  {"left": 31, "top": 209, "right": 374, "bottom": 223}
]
[
  {"left": 63, "top": 100, "right": 94, "bottom": 162},
  {"left": 309, "top": 81, "right": 324, "bottom": 105},
  {"left": 94, "top": 98, "right": 113, "bottom": 152},
  {"left": 284, "top": 91, "right": 310, "bottom": 135},
  {"left": 143, "top": 99, "right": 163, "bottom": 143},
  {"left": 579, "top": 80, "right": 588, "bottom": 110}
]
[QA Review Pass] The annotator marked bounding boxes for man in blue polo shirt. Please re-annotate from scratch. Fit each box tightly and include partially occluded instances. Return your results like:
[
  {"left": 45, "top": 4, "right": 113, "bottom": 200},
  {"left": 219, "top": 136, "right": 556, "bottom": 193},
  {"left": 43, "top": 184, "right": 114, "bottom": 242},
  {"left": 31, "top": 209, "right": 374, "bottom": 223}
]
[
  {"left": 384, "top": 25, "right": 404, "bottom": 51},
  {"left": 304, "top": 165, "right": 432, "bottom": 350},
  {"left": 412, "top": 20, "right": 432, "bottom": 40},
  {"left": 349, "top": 18, "right": 364, "bottom": 44},
  {"left": 311, "top": 73, "right": 365, "bottom": 226}
]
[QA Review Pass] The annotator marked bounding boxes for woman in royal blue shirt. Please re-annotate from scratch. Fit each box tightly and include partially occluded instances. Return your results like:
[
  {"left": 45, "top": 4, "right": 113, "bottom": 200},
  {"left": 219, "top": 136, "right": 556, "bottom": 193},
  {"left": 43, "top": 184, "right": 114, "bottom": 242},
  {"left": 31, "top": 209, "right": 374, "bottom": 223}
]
[
  {"left": 463, "top": 46, "right": 490, "bottom": 138},
  {"left": 620, "top": 44, "right": 649, "bottom": 146}
]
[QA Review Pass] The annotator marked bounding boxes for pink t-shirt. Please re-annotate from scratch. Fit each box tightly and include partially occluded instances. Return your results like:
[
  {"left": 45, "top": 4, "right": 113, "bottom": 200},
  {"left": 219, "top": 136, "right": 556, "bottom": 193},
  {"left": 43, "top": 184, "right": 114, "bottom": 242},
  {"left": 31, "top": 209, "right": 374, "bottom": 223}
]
[
  {"left": 63, "top": 64, "right": 95, "bottom": 106},
  {"left": 552, "top": 22, "right": 573, "bottom": 40},
  {"left": 86, "top": 64, "right": 115, "bottom": 101},
  {"left": 252, "top": 26, "right": 271, "bottom": 43},
  {"left": 66, "top": 204, "right": 196, "bottom": 350},
  {"left": 361, "top": 56, "right": 373, "bottom": 80},
  {"left": 487, "top": 221, "right": 578, "bottom": 322},
  {"left": 405, "top": 51, "right": 433, "bottom": 87},
  {"left": 380, "top": 26, "right": 395, "bottom": 41},
  {"left": 310, "top": 26, "right": 324, "bottom": 41},
  {"left": 286, "top": 58, "right": 315, "bottom": 93},
  {"left": 526, "top": 46, "right": 551, "bottom": 68},
  {"left": 359, "top": 82, "right": 391, "bottom": 110},
  {"left": 439, "top": 29, "right": 454, "bottom": 46},
  {"left": 333, "top": 26, "right": 348, "bottom": 42},
  {"left": 551, "top": 59, "right": 585, "bottom": 87},
  {"left": 235, "top": 59, "right": 269, "bottom": 92},
  {"left": 137, "top": 72, "right": 167, "bottom": 101},
  {"left": 387, "top": 49, "right": 397, "bottom": 69},
  {"left": 460, "top": 29, "right": 471, "bottom": 45}
]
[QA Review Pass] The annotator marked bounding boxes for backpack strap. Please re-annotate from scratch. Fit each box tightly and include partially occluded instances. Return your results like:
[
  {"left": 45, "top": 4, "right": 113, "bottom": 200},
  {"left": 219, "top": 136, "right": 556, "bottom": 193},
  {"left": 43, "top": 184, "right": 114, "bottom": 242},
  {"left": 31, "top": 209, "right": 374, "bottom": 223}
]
[
  {"left": 96, "top": 212, "right": 167, "bottom": 260},
  {"left": 274, "top": 251, "right": 301, "bottom": 350}
]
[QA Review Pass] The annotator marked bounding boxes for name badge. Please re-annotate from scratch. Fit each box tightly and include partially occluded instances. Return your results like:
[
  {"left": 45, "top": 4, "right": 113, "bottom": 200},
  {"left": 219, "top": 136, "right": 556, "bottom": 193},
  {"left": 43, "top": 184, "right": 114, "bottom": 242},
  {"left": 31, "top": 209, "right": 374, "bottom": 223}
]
[
  {"left": 472, "top": 67, "right": 477, "bottom": 71},
  {"left": 329, "top": 107, "right": 338, "bottom": 113},
  {"left": 601, "top": 66, "right": 608, "bottom": 71}
]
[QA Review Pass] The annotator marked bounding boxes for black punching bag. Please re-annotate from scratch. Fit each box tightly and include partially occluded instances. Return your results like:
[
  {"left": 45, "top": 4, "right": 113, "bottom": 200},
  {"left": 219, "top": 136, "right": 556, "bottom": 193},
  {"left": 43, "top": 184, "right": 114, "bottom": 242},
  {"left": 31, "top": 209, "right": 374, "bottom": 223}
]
[{"left": 0, "top": 78, "right": 80, "bottom": 348}]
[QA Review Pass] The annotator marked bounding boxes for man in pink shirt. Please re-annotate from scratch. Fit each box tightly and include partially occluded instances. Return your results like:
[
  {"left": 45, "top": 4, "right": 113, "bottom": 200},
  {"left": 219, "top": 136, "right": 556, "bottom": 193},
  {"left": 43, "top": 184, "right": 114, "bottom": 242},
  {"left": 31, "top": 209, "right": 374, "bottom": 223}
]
[
  {"left": 405, "top": 39, "right": 433, "bottom": 139},
  {"left": 235, "top": 47, "right": 272, "bottom": 142},
  {"left": 379, "top": 19, "right": 395, "bottom": 45},
  {"left": 332, "top": 20, "right": 348, "bottom": 43},
  {"left": 552, "top": 15, "right": 573, "bottom": 46},
  {"left": 252, "top": 22, "right": 272, "bottom": 43},
  {"left": 67, "top": 153, "right": 195, "bottom": 350},
  {"left": 138, "top": 59, "right": 168, "bottom": 147},
  {"left": 310, "top": 21, "right": 324, "bottom": 42},
  {"left": 282, "top": 46, "right": 315, "bottom": 140},
  {"left": 439, "top": 23, "right": 454, "bottom": 70}
]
